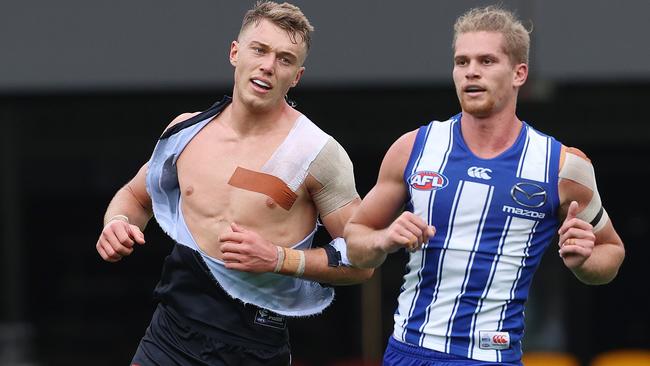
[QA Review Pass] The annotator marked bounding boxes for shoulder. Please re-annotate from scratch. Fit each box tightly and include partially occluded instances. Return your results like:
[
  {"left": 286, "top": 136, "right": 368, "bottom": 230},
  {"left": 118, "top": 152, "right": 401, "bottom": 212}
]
[
  {"left": 560, "top": 145, "right": 592, "bottom": 169},
  {"left": 309, "top": 136, "right": 354, "bottom": 189},
  {"left": 311, "top": 137, "right": 353, "bottom": 172},
  {"left": 307, "top": 136, "right": 360, "bottom": 216},
  {"left": 157, "top": 111, "right": 202, "bottom": 138},
  {"left": 372, "top": 129, "right": 419, "bottom": 182},
  {"left": 559, "top": 144, "right": 596, "bottom": 183},
  {"left": 384, "top": 129, "right": 419, "bottom": 164},
  {"left": 558, "top": 145, "right": 596, "bottom": 186},
  {"left": 165, "top": 112, "right": 202, "bottom": 131},
  {"left": 558, "top": 144, "right": 598, "bottom": 210}
]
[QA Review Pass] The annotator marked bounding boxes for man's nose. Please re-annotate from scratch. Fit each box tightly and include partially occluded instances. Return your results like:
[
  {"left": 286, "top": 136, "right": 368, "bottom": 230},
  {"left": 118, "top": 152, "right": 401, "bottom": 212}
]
[
  {"left": 465, "top": 60, "right": 480, "bottom": 79},
  {"left": 259, "top": 54, "right": 275, "bottom": 74}
]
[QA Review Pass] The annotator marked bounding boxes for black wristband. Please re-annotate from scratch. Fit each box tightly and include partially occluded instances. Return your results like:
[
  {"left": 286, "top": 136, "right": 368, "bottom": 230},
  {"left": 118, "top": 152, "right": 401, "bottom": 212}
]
[{"left": 323, "top": 244, "right": 342, "bottom": 267}]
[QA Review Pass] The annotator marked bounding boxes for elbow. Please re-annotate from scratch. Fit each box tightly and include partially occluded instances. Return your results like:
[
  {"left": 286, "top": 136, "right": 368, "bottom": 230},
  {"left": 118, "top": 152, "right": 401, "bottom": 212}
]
[
  {"left": 596, "top": 244, "right": 626, "bottom": 284},
  {"left": 347, "top": 249, "right": 363, "bottom": 268},
  {"left": 351, "top": 258, "right": 378, "bottom": 270},
  {"left": 358, "top": 267, "right": 375, "bottom": 282},
  {"left": 347, "top": 249, "right": 378, "bottom": 270},
  {"left": 577, "top": 242, "right": 626, "bottom": 285},
  {"left": 578, "top": 273, "right": 618, "bottom": 286},
  {"left": 576, "top": 262, "right": 624, "bottom": 286},
  {"left": 344, "top": 267, "right": 374, "bottom": 285},
  {"left": 331, "top": 267, "right": 374, "bottom": 286},
  {"left": 344, "top": 227, "right": 379, "bottom": 270}
]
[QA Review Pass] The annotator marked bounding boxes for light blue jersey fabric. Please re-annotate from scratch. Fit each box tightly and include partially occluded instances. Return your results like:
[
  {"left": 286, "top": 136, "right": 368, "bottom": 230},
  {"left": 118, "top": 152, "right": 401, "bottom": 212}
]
[{"left": 145, "top": 97, "right": 334, "bottom": 317}]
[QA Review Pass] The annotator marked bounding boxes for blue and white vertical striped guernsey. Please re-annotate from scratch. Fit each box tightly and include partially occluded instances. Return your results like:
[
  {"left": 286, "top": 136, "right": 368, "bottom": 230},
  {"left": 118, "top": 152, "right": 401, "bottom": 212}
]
[{"left": 393, "top": 113, "right": 562, "bottom": 363}]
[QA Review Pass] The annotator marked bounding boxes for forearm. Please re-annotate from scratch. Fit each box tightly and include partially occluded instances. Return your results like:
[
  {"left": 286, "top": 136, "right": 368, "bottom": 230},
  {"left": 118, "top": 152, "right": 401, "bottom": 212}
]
[
  {"left": 345, "top": 223, "right": 388, "bottom": 269},
  {"left": 571, "top": 243, "right": 625, "bottom": 285},
  {"left": 104, "top": 184, "right": 153, "bottom": 230},
  {"left": 299, "top": 247, "right": 374, "bottom": 285}
]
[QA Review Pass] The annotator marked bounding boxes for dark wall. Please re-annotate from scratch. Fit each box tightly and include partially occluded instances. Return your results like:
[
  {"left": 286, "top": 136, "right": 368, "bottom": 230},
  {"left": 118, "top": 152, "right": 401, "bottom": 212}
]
[
  {"left": 1, "top": 83, "right": 648, "bottom": 365},
  {"left": 5, "top": 0, "right": 650, "bottom": 91}
]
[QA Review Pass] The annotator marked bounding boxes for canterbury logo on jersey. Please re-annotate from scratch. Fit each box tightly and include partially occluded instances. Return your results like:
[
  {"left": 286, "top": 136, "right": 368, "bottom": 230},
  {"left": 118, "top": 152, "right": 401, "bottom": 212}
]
[
  {"left": 409, "top": 171, "right": 449, "bottom": 191},
  {"left": 467, "top": 166, "right": 492, "bottom": 180},
  {"left": 479, "top": 331, "right": 510, "bottom": 350}
]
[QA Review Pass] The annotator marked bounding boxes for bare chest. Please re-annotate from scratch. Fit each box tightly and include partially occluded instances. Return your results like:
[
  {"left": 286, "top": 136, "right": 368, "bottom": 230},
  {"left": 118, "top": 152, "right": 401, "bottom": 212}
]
[
  {"left": 174, "top": 122, "right": 316, "bottom": 245},
  {"left": 176, "top": 123, "right": 282, "bottom": 206}
]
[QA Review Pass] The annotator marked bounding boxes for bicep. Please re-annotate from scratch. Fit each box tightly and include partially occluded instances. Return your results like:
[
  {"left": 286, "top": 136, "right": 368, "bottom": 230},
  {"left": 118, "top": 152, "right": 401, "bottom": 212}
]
[
  {"left": 127, "top": 113, "right": 198, "bottom": 207},
  {"left": 352, "top": 176, "right": 408, "bottom": 229},
  {"left": 308, "top": 138, "right": 361, "bottom": 237},
  {"left": 320, "top": 198, "right": 361, "bottom": 238},
  {"left": 126, "top": 163, "right": 152, "bottom": 211},
  {"left": 348, "top": 130, "right": 416, "bottom": 230}
]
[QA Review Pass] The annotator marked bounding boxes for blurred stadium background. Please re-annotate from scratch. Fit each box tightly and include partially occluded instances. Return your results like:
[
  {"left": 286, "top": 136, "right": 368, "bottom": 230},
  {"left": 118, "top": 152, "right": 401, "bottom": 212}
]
[{"left": 1, "top": 1, "right": 648, "bottom": 365}]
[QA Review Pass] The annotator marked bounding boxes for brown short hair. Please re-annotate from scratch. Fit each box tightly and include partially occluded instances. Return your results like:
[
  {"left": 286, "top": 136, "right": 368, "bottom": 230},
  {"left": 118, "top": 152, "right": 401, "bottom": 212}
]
[
  {"left": 453, "top": 5, "right": 530, "bottom": 65},
  {"left": 240, "top": 1, "right": 314, "bottom": 50}
]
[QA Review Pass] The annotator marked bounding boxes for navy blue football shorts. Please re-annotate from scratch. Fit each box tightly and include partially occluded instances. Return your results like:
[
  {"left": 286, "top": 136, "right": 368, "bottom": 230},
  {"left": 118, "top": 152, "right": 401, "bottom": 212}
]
[
  {"left": 383, "top": 337, "right": 521, "bottom": 366},
  {"left": 130, "top": 304, "right": 291, "bottom": 366}
]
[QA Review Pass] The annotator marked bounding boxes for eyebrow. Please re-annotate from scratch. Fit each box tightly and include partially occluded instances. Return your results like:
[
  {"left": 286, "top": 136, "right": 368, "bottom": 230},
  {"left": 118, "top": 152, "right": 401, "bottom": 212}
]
[
  {"left": 479, "top": 53, "right": 499, "bottom": 59},
  {"left": 249, "top": 41, "right": 299, "bottom": 61},
  {"left": 454, "top": 52, "right": 500, "bottom": 60}
]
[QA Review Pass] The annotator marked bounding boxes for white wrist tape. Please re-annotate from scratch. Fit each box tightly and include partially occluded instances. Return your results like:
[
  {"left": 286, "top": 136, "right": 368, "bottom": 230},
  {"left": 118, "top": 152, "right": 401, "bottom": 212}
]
[
  {"left": 107, "top": 214, "right": 129, "bottom": 225},
  {"left": 273, "top": 246, "right": 285, "bottom": 273},
  {"left": 296, "top": 250, "right": 306, "bottom": 277}
]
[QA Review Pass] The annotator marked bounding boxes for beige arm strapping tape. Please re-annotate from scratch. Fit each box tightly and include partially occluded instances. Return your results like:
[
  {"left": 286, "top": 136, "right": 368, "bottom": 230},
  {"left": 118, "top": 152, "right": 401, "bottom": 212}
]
[
  {"left": 309, "top": 138, "right": 360, "bottom": 216},
  {"left": 277, "top": 247, "right": 306, "bottom": 277},
  {"left": 559, "top": 152, "right": 609, "bottom": 232}
]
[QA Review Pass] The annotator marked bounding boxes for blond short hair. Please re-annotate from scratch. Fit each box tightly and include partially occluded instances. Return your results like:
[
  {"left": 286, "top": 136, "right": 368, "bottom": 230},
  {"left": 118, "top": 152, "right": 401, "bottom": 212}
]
[
  {"left": 240, "top": 1, "right": 314, "bottom": 50},
  {"left": 453, "top": 5, "right": 530, "bottom": 65}
]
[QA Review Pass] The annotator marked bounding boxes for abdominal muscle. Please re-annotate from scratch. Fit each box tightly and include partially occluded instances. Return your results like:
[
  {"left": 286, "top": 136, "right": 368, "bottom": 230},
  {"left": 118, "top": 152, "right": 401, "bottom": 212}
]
[{"left": 179, "top": 173, "right": 318, "bottom": 260}]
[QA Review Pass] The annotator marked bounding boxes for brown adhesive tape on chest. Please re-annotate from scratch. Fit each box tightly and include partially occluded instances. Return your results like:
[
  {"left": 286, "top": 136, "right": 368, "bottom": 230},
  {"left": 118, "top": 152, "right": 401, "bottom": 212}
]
[{"left": 227, "top": 166, "right": 297, "bottom": 211}]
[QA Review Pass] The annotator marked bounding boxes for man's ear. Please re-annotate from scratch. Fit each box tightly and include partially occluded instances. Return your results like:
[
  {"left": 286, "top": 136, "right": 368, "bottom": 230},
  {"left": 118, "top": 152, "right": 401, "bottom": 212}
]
[
  {"left": 229, "top": 41, "right": 239, "bottom": 67},
  {"left": 291, "top": 66, "right": 305, "bottom": 88},
  {"left": 513, "top": 63, "right": 528, "bottom": 87}
]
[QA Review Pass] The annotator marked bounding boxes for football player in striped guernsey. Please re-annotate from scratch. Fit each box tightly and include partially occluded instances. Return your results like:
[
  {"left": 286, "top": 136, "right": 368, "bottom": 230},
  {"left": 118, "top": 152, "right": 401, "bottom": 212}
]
[{"left": 345, "top": 5, "right": 624, "bottom": 366}]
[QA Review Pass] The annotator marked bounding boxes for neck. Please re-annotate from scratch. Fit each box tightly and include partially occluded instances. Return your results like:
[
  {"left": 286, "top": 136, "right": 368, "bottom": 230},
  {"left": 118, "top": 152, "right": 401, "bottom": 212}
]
[
  {"left": 227, "top": 96, "right": 298, "bottom": 136},
  {"left": 460, "top": 107, "right": 522, "bottom": 159}
]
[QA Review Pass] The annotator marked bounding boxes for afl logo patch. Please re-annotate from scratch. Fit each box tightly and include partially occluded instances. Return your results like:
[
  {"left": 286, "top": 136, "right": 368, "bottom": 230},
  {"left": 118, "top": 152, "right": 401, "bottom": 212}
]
[{"left": 409, "top": 171, "right": 448, "bottom": 191}]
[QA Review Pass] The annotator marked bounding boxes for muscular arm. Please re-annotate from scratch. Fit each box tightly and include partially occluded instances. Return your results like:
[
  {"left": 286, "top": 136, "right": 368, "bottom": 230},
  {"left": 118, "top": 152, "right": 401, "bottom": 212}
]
[
  {"left": 561, "top": 216, "right": 624, "bottom": 284},
  {"left": 220, "top": 137, "right": 373, "bottom": 285},
  {"left": 295, "top": 138, "right": 373, "bottom": 285},
  {"left": 220, "top": 191, "right": 372, "bottom": 285},
  {"left": 96, "top": 163, "right": 153, "bottom": 261},
  {"left": 103, "top": 163, "right": 153, "bottom": 229},
  {"left": 298, "top": 197, "right": 374, "bottom": 285},
  {"left": 557, "top": 146, "right": 625, "bottom": 284},
  {"left": 345, "top": 130, "right": 435, "bottom": 268},
  {"left": 97, "top": 112, "right": 196, "bottom": 262}
]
